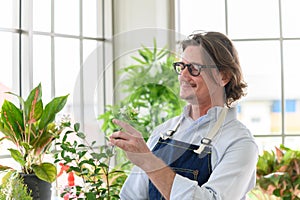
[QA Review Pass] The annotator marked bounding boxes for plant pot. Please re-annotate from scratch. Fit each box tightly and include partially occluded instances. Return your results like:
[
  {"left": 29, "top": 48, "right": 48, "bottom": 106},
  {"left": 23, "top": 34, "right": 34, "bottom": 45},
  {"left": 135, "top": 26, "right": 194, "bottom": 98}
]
[{"left": 20, "top": 173, "right": 52, "bottom": 200}]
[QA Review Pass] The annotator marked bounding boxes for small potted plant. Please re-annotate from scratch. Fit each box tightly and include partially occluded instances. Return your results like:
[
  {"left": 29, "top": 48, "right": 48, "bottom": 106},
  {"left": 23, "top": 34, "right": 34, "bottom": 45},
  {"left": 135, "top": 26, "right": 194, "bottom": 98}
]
[
  {"left": 255, "top": 145, "right": 300, "bottom": 200},
  {"left": 0, "top": 169, "right": 33, "bottom": 200},
  {"left": 0, "top": 83, "right": 68, "bottom": 199},
  {"left": 54, "top": 120, "right": 127, "bottom": 200}
]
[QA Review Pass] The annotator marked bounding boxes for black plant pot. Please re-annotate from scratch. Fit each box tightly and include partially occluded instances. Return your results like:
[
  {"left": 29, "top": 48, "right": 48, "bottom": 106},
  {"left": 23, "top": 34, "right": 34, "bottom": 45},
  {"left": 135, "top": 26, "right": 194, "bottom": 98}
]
[{"left": 20, "top": 173, "right": 52, "bottom": 200}]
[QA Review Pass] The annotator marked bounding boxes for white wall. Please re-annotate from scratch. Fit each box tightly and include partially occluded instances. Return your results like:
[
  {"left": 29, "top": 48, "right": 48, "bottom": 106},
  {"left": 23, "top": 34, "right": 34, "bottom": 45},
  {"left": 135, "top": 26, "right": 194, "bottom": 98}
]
[{"left": 112, "top": 0, "right": 177, "bottom": 102}]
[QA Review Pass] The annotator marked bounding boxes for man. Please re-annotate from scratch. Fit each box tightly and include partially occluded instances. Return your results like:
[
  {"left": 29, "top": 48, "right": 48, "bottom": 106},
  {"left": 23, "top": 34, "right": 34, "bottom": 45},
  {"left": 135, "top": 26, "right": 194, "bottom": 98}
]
[{"left": 110, "top": 31, "right": 258, "bottom": 200}]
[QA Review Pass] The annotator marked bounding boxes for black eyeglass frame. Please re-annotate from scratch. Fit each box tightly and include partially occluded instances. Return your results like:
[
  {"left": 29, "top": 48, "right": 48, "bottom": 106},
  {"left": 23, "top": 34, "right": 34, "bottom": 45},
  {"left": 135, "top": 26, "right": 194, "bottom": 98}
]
[{"left": 173, "top": 62, "right": 218, "bottom": 76}]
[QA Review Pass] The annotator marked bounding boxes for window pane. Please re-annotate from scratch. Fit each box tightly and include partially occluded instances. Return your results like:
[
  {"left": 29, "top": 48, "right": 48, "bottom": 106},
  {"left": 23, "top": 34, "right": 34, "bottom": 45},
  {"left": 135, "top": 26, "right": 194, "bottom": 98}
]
[
  {"left": 33, "top": 0, "right": 51, "bottom": 32},
  {"left": 283, "top": 40, "right": 300, "bottom": 134},
  {"left": 83, "top": 0, "right": 101, "bottom": 37},
  {"left": 177, "top": 0, "right": 225, "bottom": 36},
  {"left": 228, "top": 0, "right": 279, "bottom": 39},
  {"left": 55, "top": 37, "right": 79, "bottom": 117},
  {"left": 0, "top": 32, "right": 13, "bottom": 88},
  {"left": 282, "top": 0, "right": 300, "bottom": 38},
  {"left": 285, "top": 137, "right": 300, "bottom": 149},
  {"left": 83, "top": 40, "right": 104, "bottom": 144},
  {"left": 236, "top": 41, "right": 281, "bottom": 135},
  {"left": 33, "top": 35, "right": 52, "bottom": 102},
  {"left": 0, "top": 0, "right": 19, "bottom": 28},
  {"left": 54, "top": 0, "right": 79, "bottom": 35},
  {"left": 255, "top": 137, "right": 282, "bottom": 153}
]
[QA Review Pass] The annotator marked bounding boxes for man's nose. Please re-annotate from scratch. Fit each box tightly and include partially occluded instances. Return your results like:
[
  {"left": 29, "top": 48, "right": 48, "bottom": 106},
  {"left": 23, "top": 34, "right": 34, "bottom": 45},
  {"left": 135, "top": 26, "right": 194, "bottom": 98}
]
[{"left": 181, "top": 66, "right": 191, "bottom": 77}]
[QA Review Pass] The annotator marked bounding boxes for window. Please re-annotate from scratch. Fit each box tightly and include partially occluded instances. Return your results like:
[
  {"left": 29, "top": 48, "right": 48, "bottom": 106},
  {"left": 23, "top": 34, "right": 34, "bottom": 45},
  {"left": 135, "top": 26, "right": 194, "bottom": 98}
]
[
  {"left": 176, "top": 0, "right": 300, "bottom": 151},
  {"left": 272, "top": 99, "right": 296, "bottom": 113},
  {"left": 0, "top": 0, "right": 112, "bottom": 197}
]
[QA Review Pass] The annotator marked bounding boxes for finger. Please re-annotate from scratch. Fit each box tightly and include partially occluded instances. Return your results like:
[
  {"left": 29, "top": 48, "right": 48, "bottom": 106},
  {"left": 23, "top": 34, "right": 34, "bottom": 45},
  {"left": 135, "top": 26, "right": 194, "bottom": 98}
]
[
  {"left": 109, "top": 137, "right": 130, "bottom": 151},
  {"left": 110, "top": 130, "right": 131, "bottom": 141},
  {"left": 112, "top": 119, "right": 141, "bottom": 137}
]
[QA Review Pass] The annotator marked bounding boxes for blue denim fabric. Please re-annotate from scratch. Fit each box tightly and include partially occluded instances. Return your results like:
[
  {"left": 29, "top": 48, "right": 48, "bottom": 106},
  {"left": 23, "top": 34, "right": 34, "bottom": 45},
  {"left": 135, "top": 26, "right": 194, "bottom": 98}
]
[{"left": 149, "top": 138, "right": 212, "bottom": 200}]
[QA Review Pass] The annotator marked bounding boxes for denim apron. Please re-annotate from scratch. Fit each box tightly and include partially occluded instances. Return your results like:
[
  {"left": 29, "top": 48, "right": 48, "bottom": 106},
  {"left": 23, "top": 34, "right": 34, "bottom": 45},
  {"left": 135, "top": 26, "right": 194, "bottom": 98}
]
[{"left": 148, "top": 108, "right": 228, "bottom": 200}]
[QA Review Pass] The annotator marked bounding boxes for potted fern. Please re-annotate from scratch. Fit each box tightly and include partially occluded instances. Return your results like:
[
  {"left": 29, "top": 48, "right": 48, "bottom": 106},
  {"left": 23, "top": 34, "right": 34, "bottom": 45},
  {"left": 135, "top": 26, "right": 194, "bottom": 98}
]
[{"left": 0, "top": 83, "right": 68, "bottom": 199}]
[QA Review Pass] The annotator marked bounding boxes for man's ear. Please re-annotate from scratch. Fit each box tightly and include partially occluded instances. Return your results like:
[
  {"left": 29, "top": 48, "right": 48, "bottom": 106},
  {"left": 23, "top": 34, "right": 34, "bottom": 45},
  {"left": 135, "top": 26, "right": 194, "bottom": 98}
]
[{"left": 220, "top": 71, "right": 231, "bottom": 86}]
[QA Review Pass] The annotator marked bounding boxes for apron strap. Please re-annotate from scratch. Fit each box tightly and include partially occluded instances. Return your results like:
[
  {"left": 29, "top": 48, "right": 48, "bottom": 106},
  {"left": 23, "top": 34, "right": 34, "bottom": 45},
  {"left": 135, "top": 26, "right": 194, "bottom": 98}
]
[
  {"left": 194, "top": 107, "right": 228, "bottom": 154},
  {"left": 160, "top": 116, "right": 182, "bottom": 140}
]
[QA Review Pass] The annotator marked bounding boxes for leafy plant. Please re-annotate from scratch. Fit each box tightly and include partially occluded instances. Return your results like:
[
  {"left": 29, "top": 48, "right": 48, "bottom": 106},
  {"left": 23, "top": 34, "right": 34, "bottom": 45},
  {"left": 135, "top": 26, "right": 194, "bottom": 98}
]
[
  {"left": 256, "top": 145, "right": 300, "bottom": 200},
  {"left": 98, "top": 39, "right": 184, "bottom": 141},
  {"left": 0, "top": 170, "right": 32, "bottom": 200},
  {"left": 0, "top": 83, "right": 68, "bottom": 183},
  {"left": 54, "top": 121, "right": 128, "bottom": 200}
]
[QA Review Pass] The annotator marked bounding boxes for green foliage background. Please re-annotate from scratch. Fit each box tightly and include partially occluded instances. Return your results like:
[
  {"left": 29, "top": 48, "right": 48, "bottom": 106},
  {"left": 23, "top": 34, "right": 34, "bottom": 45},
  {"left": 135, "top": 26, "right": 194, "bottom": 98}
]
[
  {"left": 98, "top": 40, "right": 184, "bottom": 164},
  {"left": 99, "top": 40, "right": 184, "bottom": 141}
]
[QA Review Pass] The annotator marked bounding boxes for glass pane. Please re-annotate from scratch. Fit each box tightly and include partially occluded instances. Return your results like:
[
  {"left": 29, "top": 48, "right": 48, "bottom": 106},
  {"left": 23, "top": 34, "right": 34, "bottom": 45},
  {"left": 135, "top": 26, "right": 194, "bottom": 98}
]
[
  {"left": 235, "top": 41, "right": 281, "bottom": 135},
  {"left": 54, "top": 0, "right": 79, "bottom": 35},
  {"left": 282, "top": 0, "right": 300, "bottom": 38},
  {"left": 0, "top": 0, "right": 18, "bottom": 28},
  {"left": 33, "top": 0, "right": 51, "bottom": 32},
  {"left": 0, "top": 32, "right": 13, "bottom": 90},
  {"left": 33, "top": 35, "right": 52, "bottom": 102},
  {"left": 54, "top": 37, "right": 79, "bottom": 119},
  {"left": 177, "top": 0, "right": 225, "bottom": 36},
  {"left": 83, "top": 0, "right": 100, "bottom": 37},
  {"left": 228, "top": 0, "right": 279, "bottom": 39},
  {"left": 285, "top": 137, "right": 300, "bottom": 150},
  {"left": 283, "top": 40, "right": 300, "bottom": 134},
  {"left": 82, "top": 40, "right": 104, "bottom": 144},
  {"left": 255, "top": 137, "right": 282, "bottom": 154}
]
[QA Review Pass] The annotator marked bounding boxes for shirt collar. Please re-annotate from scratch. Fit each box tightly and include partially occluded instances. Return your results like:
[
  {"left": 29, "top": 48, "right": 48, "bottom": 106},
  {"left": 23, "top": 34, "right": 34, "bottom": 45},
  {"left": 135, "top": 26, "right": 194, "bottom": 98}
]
[{"left": 183, "top": 104, "right": 237, "bottom": 124}]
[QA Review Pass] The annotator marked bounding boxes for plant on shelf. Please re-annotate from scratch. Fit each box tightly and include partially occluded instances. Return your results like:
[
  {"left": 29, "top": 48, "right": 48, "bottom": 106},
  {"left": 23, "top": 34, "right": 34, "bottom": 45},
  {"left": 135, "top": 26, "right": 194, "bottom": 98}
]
[
  {"left": 255, "top": 145, "right": 300, "bottom": 200},
  {"left": 54, "top": 120, "right": 127, "bottom": 200},
  {"left": 0, "top": 83, "right": 68, "bottom": 184}
]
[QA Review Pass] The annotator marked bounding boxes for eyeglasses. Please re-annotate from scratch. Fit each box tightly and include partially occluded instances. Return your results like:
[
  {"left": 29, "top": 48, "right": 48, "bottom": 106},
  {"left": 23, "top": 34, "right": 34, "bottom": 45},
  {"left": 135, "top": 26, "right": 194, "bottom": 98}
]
[{"left": 173, "top": 62, "right": 218, "bottom": 76}]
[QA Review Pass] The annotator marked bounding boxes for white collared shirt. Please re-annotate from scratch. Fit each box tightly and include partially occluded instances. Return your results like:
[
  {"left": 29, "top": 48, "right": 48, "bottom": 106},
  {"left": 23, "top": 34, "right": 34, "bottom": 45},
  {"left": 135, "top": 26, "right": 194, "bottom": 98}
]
[{"left": 120, "top": 105, "right": 258, "bottom": 200}]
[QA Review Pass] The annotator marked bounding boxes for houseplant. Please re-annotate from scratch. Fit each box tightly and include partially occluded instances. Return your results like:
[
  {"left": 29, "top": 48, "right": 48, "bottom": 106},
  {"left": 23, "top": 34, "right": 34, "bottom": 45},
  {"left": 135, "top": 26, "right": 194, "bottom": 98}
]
[
  {"left": 99, "top": 39, "right": 183, "bottom": 140},
  {"left": 54, "top": 121, "right": 127, "bottom": 200},
  {"left": 255, "top": 145, "right": 300, "bottom": 200},
  {"left": 98, "top": 39, "right": 184, "bottom": 174},
  {"left": 0, "top": 169, "right": 32, "bottom": 200},
  {"left": 0, "top": 83, "right": 68, "bottom": 199}
]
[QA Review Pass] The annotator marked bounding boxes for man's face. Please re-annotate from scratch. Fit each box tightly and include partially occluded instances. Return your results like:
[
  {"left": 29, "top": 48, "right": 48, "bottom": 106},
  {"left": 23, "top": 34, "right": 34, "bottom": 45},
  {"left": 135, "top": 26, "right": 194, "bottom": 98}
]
[{"left": 178, "top": 45, "right": 225, "bottom": 107}]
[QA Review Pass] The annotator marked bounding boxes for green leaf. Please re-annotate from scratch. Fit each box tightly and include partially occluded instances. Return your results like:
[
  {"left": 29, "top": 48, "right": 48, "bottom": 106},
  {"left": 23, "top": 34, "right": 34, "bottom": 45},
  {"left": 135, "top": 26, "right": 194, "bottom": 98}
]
[
  {"left": 74, "top": 123, "right": 80, "bottom": 132},
  {"left": 61, "top": 143, "right": 76, "bottom": 153},
  {"left": 79, "top": 159, "right": 96, "bottom": 167},
  {"left": 86, "top": 192, "right": 97, "bottom": 200},
  {"left": 76, "top": 132, "right": 86, "bottom": 139},
  {"left": 78, "top": 150, "right": 87, "bottom": 159},
  {"left": 24, "top": 83, "right": 43, "bottom": 122},
  {"left": 131, "top": 56, "right": 147, "bottom": 65},
  {"left": 8, "top": 148, "right": 26, "bottom": 166},
  {"left": 38, "top": 94, "right": 69, "bottom": 130},
  {"left": 91, "top": 152, "right": 107, "bottom": 160},
  {"left": 32, "top": 162, "right": 57, "bottom": 183},
  {"left": 1, "top": 100, "right": 24, "bottom": 141}
]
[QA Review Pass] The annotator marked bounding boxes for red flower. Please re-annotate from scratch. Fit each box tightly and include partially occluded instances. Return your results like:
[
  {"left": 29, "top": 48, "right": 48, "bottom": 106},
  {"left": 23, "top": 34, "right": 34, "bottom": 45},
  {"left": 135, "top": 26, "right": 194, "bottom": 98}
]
[
  {"left": 57, "top": 163, "right": 75, "bottom": 187},
  {"left": 68, "top": 171, "right": 75, "bottom": 186},
  {"left": 63, "top": 193, "right": 70, "bottom": 200},
  {"left": 57, "top": 163, "right": 70, "bottom": 177}
]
